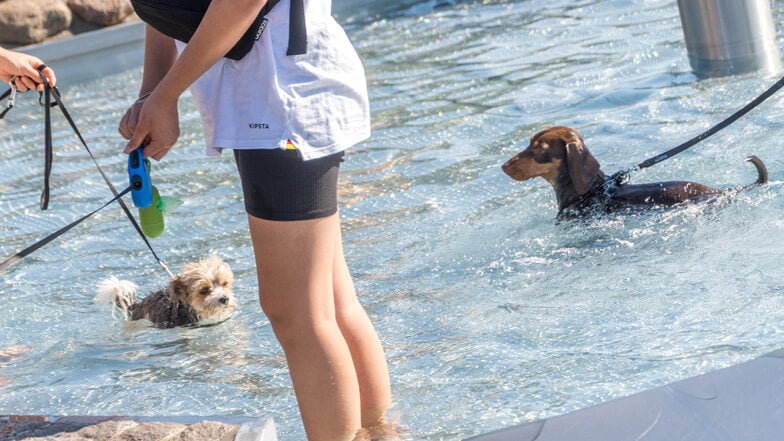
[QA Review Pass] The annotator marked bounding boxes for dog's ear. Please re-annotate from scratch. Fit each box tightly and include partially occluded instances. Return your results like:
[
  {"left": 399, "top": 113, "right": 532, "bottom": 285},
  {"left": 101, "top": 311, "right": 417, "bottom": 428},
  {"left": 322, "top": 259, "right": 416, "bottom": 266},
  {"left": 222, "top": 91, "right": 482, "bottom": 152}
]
[
  {"left": 168, "top": 277, "right": 189, "bottom": 303},
  {"left": 566, "top": 140, "right": 600, "bottom": 194}
]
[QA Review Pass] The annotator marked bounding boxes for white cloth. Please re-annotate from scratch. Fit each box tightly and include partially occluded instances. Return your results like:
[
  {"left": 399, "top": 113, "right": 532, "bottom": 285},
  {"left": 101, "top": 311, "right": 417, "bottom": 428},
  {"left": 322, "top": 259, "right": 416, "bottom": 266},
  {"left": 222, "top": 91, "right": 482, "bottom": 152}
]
[{"left": 177, "top": 0, "right": 371, "bottom": 160}]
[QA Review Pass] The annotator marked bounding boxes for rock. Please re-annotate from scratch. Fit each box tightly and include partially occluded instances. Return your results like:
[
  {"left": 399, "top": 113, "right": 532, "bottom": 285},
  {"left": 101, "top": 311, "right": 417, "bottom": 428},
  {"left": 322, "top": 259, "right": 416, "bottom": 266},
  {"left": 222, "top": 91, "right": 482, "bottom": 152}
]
[
  {"left": 69, "top": 420, "right": 139, "bottom": 439},
  {"left": 108, "top": 421, "right": 186, "bottom": 440},
  {"left": 173, "top": 421, "right": 240, "bottom": 441},
  {"left": 66, "top": 0, "right": 134, "bottom": 26},
  {"left": 0, "top": 0, "right": 72, "bottom": 45},
  {"left": 0, "top": 418, "right": 243, "bottom": 441}
]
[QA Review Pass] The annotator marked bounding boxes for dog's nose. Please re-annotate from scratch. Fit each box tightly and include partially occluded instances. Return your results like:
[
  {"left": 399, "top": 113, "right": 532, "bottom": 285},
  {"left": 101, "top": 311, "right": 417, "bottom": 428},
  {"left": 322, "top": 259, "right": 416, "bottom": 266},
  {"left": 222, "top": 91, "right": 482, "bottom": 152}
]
[
  {"left": 502, "top": 158, "right": 516, "bottom": 176},
  {"left": 219, "top": 297, "right": 229, "bottom": 305}
]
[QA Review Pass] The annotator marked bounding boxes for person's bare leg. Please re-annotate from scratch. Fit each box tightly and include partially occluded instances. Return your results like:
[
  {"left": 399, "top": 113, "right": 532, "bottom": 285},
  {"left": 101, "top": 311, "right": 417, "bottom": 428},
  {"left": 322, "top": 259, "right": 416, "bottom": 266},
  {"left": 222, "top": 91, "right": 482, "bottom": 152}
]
[
  {"left": 248, "top": 213, "right": 361, "bottom": 441},
  {"left": 332, "top": 225, "right": 392, "bottom": 429}
]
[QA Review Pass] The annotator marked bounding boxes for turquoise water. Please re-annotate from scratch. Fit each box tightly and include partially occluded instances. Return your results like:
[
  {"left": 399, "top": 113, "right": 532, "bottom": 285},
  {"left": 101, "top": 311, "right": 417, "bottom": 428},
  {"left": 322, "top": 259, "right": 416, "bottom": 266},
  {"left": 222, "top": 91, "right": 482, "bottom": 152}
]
[{"left": 2, "top": 0, "right": 784, "bottom": 439}]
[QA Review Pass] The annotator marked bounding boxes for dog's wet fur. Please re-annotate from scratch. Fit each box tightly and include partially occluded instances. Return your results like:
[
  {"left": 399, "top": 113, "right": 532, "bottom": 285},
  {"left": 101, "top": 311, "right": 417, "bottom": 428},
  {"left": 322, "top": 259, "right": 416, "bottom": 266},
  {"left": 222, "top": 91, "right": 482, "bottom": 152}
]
[{"left": 96, "top": 256, "right": 237, "bottom": 327}]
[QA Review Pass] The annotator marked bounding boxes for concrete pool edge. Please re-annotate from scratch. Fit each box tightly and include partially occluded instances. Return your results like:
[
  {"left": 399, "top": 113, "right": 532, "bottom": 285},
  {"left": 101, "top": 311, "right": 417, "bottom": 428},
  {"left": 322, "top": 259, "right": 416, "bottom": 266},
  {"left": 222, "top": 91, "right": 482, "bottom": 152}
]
[
  {"left": 16, "top": 21, "right": 145, "bottom": 87},
  {"left": 467, "top": 348, "right": 784, "bottom": 440}
]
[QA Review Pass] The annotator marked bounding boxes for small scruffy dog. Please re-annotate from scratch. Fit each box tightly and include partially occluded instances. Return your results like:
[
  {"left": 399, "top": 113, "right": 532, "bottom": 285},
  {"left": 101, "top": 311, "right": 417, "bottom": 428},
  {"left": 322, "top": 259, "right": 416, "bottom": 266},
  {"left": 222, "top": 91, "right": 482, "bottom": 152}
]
[{"left": 95, "top": 256, "right": 237, "bottom": 327}]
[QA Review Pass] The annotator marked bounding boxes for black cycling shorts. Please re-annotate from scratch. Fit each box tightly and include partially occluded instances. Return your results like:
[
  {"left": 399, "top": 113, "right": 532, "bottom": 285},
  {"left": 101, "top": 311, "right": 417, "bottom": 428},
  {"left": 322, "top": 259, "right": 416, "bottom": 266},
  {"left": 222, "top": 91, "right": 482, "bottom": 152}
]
[{"left": 233, "top": 148, "right": 344, "bottom": 221}]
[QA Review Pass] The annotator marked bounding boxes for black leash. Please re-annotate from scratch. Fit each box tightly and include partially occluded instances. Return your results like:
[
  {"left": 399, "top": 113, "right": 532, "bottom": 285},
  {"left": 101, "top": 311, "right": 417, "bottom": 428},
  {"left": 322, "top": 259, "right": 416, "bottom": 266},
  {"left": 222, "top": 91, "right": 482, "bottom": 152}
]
[
  {"left": 609, "top": 74, "right": 784, "bottom": 185},
  {"left": 0, "top": 186, "right": 132, "bottom": 272},
  {"left": 0, "top": 80, "right": 16, "bottom": 119},
  {"left": 40, "top": 73, "right": 57, "bottom": 210},
  {"left": 0, "top": 67, "right": 173, "bottom": 278}
]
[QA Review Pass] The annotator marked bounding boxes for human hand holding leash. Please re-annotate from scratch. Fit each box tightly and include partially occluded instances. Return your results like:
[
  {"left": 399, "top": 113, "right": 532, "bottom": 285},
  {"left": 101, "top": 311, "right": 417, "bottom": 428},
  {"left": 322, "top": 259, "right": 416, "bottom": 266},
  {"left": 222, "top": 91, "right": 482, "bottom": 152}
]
[
  {"left": 121, "top": 89, "right": 180, "bottom": 161},
  {"left": 117, "top": 93, "right": 149, "bottom": 140},
  {"left": 0, "top": 46, "right": 56, "bottom": 92}
]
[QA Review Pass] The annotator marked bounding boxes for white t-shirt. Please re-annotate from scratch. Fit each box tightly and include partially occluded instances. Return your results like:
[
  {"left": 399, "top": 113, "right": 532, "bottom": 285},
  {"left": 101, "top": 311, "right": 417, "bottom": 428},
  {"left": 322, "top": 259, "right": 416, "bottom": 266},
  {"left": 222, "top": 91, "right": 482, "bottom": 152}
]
[{"left": 178, "top": 0, "right": 371, "bottom": 160}]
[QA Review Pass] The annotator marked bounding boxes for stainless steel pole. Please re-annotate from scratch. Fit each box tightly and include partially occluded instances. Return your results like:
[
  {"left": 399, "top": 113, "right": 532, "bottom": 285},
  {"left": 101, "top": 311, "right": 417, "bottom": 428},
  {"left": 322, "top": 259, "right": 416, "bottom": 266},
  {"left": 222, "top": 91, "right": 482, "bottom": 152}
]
[{"left": 677, "top": 0, "right": 782, "bottom": 77}]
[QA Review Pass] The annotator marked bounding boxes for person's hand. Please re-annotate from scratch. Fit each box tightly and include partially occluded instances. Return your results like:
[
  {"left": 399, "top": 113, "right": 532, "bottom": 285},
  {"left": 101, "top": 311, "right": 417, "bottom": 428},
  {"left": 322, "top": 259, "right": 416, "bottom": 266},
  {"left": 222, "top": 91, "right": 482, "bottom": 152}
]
[
  {"left": 123, "top": 90, "right": 180, "bottom": 161},
  {"left": 0, "top": 48, "right": 56, "bottom": 92},
  {"left": 118, "top": 96, "right": 147, "bottom": 140}
]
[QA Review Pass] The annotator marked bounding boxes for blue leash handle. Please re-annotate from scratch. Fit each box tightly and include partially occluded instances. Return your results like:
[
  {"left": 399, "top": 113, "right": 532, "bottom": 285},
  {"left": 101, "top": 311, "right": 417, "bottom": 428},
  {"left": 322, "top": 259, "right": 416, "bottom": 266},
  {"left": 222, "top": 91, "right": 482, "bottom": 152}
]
[{"left": 128, "top": 146, "right": 153, "bottom": 209}]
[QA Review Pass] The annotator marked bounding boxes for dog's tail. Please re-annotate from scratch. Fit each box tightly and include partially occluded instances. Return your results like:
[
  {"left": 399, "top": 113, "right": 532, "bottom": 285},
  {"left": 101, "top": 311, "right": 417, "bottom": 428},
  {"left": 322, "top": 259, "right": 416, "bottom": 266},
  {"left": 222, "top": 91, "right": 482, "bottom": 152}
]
[
  {"left": 94, "top": 276, "right": 138, "bottom": 319},
  {"left": 746, "top": 155, "right": 768, "bottom": 185}
]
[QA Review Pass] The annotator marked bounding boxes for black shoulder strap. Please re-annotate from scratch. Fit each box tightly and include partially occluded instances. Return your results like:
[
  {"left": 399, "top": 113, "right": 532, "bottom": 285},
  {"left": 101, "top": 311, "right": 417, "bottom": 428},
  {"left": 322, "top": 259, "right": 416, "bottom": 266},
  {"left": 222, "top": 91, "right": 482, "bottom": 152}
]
[
  {"left": 260, "top": 0, "right": 307, "bottom": 55},
  {"left": 260, "top": 0, "right": 281, "bottom": 16},
  {"left": 286, "top": 0, "right": 307, "bottom": 55},
  {"left": 259, "top": 0, "right": 308, "bottom": 55}
]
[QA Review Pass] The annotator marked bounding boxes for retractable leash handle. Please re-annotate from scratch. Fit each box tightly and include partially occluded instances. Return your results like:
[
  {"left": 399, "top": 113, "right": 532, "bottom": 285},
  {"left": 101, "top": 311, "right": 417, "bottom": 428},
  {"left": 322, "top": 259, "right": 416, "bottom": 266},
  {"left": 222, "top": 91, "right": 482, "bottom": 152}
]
[
  {"left": 128, "top": 146, "right": 153, "bottom": 208},
  {"left": 127, "top": 146, "right": 167, "bottom": 238}
]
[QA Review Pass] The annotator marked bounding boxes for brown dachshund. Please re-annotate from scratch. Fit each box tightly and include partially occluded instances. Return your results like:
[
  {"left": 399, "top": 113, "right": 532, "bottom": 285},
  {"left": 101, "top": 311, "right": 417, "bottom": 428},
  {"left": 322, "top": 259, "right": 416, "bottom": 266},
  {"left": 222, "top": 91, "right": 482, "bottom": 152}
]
[{"left": 502, "top": 126, "right": 768, "bottom": 218}]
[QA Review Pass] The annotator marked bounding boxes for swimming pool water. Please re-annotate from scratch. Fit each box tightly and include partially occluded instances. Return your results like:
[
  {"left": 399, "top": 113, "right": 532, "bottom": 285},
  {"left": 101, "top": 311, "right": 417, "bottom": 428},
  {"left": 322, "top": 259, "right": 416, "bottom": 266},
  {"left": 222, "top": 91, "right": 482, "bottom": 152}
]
[{"left": 2, "top": 0, "right": 784, "bottom": 439}]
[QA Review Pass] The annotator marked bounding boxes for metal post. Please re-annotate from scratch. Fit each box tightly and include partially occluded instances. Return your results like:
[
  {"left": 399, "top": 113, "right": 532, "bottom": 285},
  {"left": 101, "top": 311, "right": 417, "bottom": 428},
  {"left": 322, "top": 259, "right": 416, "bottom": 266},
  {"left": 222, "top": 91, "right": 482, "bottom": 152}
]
[{"left": 677, "top": 0, "right": 782, "bottom": 78}]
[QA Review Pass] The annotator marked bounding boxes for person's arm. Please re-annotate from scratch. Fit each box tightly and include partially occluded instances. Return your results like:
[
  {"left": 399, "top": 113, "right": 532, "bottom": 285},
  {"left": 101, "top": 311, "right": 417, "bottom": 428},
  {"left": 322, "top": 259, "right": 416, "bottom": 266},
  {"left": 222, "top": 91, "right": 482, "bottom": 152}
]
[
  {"left": 118, "top": 25, "right": 177, "bottom": 140},
  {"left": 140, "top": 26, "right": 178, "bottom": 98},
  {"left": 0, "top": 46, "right": 56, "bottom": 92},
  {"left": 124, "top": 0, "right": 268, "bottom": 161}
]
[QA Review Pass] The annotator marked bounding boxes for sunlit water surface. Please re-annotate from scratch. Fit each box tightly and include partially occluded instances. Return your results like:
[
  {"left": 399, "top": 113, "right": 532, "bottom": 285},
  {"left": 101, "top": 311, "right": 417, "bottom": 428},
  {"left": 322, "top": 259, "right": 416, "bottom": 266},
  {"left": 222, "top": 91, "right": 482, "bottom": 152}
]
[{"left": 2, "top": 0, "right": 784, "bottom": 439}]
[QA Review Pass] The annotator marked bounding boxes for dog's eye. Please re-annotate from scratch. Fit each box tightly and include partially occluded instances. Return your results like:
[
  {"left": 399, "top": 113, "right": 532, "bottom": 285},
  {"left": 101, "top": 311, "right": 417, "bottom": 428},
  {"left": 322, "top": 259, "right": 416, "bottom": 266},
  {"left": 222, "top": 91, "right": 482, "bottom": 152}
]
[{"left": 200, "top": 287, "right": 211, "bottom": 295}]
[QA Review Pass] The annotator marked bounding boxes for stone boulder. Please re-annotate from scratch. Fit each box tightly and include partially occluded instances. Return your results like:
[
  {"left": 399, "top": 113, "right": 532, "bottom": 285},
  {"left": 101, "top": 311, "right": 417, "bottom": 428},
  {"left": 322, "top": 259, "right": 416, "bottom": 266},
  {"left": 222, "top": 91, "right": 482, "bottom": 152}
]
[
  {"left": 67, "top": 0, "right": 134, "bottom": 26},
  {"left": 0, "top": 0, "right": 72, "bottom": 45}
]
